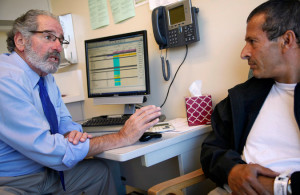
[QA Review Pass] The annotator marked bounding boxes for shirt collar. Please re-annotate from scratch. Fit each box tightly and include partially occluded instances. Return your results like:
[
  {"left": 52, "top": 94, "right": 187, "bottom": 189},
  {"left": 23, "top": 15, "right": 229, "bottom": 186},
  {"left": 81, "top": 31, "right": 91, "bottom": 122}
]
[{"left": 11, "top": 52, "right": 41, "bottom": 88}]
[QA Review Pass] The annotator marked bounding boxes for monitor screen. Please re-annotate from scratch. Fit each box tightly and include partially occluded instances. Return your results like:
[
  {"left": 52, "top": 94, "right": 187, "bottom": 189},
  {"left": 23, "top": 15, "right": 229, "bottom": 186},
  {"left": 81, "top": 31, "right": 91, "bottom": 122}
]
[{"left": 85, "top": 30, "right": 150, "bottom": 103}]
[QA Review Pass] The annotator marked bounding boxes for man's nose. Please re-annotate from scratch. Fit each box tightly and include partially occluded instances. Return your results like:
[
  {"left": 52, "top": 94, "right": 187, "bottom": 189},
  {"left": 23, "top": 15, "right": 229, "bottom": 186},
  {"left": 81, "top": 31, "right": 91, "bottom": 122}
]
[
  {"left": 52, "top": 39, "right": 63, "bottom": 53},
  {"left": 240, "top": 44, "right": 250, "bottom": 60}
]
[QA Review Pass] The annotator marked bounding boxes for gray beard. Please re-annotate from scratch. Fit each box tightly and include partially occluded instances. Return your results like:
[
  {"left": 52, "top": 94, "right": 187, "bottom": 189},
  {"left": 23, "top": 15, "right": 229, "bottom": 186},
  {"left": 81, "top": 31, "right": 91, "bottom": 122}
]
[{"left": 24, "top": 44, "right": 60, "bottom": 74}]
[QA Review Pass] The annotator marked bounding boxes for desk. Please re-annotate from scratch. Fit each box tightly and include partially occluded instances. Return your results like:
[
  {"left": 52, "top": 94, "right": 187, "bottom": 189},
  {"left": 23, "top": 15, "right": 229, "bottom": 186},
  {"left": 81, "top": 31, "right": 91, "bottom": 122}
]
[{"left": 88, "top": 122, "right": 212, "bottom": 194}]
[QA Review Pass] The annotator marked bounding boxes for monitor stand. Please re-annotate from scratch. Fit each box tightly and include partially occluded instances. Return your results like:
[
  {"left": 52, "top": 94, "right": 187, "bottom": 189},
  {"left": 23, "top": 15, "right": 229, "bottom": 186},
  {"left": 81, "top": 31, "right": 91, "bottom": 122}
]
[
  {"left": 93, "top": 95, "right": 147, "bottom": 115},
  {"left": 124, "top": 104, "right": 135, "bottom": 114}
]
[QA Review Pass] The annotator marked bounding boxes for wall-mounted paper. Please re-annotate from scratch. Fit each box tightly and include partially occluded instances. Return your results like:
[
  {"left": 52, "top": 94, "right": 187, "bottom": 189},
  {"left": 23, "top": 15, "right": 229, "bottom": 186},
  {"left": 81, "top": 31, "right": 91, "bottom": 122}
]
[
  {"left": 135, "top": 0, "right": 148, "bottom": 7},
  {"left": 149, "top": 0, "right": 178, "bottom": 10},
  {"left": 109, "top": 0, "right": 135, "bottom": 23},
  {"left": 88, "top": 0, "right": 110, "bottom": 29}
]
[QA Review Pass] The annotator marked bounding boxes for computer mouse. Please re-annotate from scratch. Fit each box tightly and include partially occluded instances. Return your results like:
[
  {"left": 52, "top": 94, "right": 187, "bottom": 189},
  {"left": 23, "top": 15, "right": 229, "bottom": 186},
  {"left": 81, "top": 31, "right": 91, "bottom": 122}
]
[
  {"left": 159, "top": 114, "right": 166, "bottom": 122},
  {"left": 139, "top": 132, "right": 162, "bottom": 142}
]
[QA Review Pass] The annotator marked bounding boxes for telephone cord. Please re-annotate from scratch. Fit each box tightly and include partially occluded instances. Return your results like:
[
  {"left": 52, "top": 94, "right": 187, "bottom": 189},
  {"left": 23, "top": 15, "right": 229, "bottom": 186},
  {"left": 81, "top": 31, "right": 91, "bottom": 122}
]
[{"left": 160, "top": 44, "right": 188, "bottom": 108}]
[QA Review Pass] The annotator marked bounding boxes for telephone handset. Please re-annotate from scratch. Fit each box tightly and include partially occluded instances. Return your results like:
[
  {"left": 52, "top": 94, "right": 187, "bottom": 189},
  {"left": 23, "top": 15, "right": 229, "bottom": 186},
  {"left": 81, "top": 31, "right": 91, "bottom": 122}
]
[
  {"left": 152, "top": 7, "right": 168, "bottom": 49},
  {"left": 152, "top": 0, "right": 200, "bottom": 50}
]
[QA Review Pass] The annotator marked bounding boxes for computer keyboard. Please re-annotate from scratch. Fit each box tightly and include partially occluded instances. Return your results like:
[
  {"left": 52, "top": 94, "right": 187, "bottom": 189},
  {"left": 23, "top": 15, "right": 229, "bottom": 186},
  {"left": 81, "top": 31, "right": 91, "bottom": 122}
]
[{"left": 81, "top": 114, "right": 131, "bottom": 127}]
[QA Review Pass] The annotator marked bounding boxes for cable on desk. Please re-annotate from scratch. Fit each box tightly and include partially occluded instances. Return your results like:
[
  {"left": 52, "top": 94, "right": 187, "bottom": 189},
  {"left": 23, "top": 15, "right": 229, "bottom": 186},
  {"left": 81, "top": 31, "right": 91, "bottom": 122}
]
[{"left": 160, "top": 44, "right": 189, "bottom": 108}]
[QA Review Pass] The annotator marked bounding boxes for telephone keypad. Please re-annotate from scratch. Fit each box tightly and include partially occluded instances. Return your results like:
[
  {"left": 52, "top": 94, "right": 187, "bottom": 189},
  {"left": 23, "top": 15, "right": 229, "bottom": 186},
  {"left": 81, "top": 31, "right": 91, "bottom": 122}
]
[
  {"left": 168, "top": 24, "right": 197, "bottom": 47},
  {"left": 184, "top": 24, "right": 196, "bottom": 43},
  {"left": 168, "top": 30, "right": 179, "bottom": 46}
]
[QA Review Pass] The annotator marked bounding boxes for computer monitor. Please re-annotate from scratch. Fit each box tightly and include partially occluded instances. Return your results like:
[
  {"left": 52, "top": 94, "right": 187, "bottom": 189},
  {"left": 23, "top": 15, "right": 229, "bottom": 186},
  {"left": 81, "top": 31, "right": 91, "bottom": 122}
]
[{"left": 84, "top": 30, "right": 150, "bottom": 114}]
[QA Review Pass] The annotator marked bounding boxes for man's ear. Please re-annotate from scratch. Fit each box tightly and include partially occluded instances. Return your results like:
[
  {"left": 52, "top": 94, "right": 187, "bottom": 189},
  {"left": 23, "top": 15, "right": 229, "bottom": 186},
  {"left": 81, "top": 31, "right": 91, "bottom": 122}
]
[
  {"left": 14, "top": 32, "right": 26, "bottom": 52},
  {"left": 281, "top": 30, "right": 297, "bottom": 50}
]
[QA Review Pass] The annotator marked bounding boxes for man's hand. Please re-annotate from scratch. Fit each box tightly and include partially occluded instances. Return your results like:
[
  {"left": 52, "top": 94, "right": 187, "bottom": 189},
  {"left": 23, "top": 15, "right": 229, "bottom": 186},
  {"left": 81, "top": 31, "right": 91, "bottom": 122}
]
[
  {"left": 118, "top": 105, "right": 161, "bottom": 145},
  {"left": 64, "top": 130, "right": 93, "bottom": 145},
  {"left": 86, "top": 105, "right": 161, "bottom": 157},
  {"left": 228, "top": 164, "right": 279, "bottom": 195}
]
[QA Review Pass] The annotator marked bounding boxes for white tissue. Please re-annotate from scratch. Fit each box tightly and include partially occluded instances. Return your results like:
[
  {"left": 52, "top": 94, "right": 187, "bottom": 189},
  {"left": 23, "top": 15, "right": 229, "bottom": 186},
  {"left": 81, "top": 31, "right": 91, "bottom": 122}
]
[{"left": 189, "top": 80, "right": 202, "bottom": 96}]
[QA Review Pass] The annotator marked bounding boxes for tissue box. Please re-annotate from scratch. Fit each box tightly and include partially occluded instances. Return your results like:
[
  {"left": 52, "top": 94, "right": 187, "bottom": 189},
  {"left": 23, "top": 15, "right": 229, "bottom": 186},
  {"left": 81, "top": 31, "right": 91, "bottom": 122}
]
[{"left": 185, "top": 95, "right": 213, "bottom": 126}]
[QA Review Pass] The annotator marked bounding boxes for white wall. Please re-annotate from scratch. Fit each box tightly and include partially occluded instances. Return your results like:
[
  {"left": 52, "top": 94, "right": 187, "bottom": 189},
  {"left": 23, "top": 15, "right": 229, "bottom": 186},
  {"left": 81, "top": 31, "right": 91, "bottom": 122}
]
[
  {"left": 0, "top": 0, "right": 50, "bottom": 20},
  {"left": 50, "top": 0, "right": 265, "bottom": 120},
  {"left": 0, "top": 31, "right": 8, "bottom": 53}
]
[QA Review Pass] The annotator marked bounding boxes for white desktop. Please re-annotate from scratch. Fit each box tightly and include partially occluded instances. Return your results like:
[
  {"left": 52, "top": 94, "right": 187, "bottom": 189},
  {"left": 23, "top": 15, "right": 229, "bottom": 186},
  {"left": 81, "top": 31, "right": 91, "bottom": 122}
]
[{"left": 85, "top": 118, "right": 212, "bottom": 195}]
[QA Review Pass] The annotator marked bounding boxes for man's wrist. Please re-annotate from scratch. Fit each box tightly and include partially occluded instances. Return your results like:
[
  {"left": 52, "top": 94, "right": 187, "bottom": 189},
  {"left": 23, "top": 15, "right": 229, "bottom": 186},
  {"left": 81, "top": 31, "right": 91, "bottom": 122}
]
[{"left": 274, "top": 173, "right": 290, "bottom": 195}]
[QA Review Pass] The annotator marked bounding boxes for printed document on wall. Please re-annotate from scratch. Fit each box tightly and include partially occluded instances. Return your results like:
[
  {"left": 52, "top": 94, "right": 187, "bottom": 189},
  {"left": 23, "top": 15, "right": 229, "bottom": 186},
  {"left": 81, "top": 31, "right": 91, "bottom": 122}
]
[
  {"left": 109, "top": 0, "right": 135, "bottom": 23},
  {"left": 149, "top": 0, "right": 179, "bottom": 10},
  {"left": 88, "top": 0, "right": 110, "bottom": 29},
  {"left": 135, "top": 0, "right": 148, "bottom": 7}
]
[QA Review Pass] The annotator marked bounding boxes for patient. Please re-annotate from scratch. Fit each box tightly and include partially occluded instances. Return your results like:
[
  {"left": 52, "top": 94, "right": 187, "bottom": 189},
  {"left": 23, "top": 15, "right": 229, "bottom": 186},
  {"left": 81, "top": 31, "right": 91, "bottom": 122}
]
[{"left": 201, "top": 0, "right": 300, "bottom": 194}]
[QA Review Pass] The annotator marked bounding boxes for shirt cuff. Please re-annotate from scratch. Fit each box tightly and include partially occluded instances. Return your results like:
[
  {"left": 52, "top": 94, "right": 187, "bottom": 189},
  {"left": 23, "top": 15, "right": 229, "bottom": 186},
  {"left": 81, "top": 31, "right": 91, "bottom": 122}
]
[
  {"left": 62, "top": 138, "right": 90, "bottom": 168},
  {"left": 59, "top": 120, "right": 83, "bottom": 135}
]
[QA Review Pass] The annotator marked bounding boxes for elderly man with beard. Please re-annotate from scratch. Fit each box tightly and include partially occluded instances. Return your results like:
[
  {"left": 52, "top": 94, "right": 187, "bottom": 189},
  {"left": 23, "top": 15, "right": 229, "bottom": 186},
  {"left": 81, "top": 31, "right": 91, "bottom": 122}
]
[{"left": 0, "top": 10, "right": 161, "bottom": 194}]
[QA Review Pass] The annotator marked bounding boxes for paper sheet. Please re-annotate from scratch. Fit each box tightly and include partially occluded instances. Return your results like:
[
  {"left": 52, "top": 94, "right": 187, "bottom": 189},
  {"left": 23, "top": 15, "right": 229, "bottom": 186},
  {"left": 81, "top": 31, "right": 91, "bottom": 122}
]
[
  {"left": 109, "top": 0, "right": 136, "bottom": 23},
  {"left": 88, "top": 0, "right": 110, "bottom": 29},
  {"left": 135, "top": 0, "right": 149, "bottom": 7},
  {"left": 149, "top": 0, "right": 179, "bottom": 10},
  {"left": 167, "top": 118, "right": 204, "bottom": 133}
]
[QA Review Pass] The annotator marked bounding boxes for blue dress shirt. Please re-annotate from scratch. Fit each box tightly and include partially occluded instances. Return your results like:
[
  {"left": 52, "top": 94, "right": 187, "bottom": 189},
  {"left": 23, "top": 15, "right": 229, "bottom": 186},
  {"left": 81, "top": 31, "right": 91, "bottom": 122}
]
[{"left": 0, "top": 52, "right": 89, "bottom": 177}]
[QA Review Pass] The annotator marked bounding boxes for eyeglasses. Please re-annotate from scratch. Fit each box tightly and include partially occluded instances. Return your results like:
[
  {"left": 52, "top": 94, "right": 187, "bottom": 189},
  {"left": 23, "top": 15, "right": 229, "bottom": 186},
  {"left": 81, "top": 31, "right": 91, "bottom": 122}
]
[{"left": 29, "top": 30, "right": 69, "bottom": 46}]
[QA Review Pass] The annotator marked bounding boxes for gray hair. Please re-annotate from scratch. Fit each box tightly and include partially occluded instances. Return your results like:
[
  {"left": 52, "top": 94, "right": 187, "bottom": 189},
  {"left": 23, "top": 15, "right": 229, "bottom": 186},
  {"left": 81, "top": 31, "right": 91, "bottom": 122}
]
[
  {"left": 6, "top": 9, "right": 59, "bottom": 53},
  {"left": 247, "top": 0, "right": 300, "bottom": 47}
]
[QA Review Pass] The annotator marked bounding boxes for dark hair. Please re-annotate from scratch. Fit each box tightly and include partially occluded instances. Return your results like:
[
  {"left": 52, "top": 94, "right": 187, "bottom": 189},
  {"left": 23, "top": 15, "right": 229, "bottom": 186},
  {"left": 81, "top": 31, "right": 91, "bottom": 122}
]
[
  {"left": 6, "top": 9, "right": 58, "bottom": 53},
  {"left": 247, "top": 0, "right": 300, "bottom": 46}
]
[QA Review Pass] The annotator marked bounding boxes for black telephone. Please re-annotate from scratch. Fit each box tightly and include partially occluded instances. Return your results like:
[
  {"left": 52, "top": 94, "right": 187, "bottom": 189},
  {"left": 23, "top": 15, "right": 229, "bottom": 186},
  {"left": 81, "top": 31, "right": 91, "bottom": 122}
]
[{"left": 152, "top": 0, "right": 200, "bottom": 50}]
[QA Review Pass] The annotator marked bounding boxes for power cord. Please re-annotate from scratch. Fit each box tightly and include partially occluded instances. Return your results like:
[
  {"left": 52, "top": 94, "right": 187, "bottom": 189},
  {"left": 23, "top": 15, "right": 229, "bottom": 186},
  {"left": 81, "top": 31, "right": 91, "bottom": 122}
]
[{"left": 160, "top": 44, "right": 189, "bottom": 108}]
